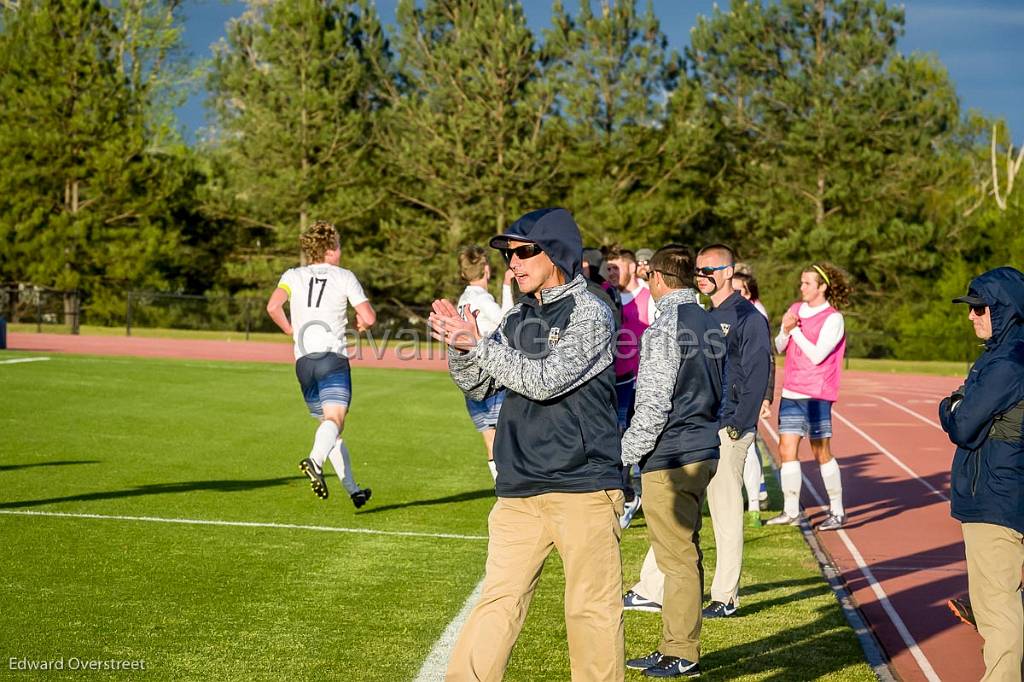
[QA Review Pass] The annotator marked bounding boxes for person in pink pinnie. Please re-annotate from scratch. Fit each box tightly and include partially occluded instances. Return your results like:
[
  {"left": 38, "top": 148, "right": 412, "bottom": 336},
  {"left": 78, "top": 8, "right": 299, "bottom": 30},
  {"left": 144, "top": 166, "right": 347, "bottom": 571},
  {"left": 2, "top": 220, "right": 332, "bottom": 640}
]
[{"left": 767, "top": 262, "right": 852, "bottom": 531}]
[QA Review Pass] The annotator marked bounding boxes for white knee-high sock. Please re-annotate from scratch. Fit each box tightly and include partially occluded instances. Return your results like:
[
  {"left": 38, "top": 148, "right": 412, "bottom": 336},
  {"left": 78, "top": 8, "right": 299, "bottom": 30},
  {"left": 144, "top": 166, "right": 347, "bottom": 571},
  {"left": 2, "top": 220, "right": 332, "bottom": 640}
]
[
  {"left": 327, "top": 438, "right": 360, "bottom": 495},
  {"left": 780, "top": 460, "right": 802, "bottom": 517},
  {"left": 819, "top": 458, "right": 844, "bottom": 517},
  {"left": 743, "top": 442, "right": 762, "bottom": 512},
  {"left": 309, "top": 421, "right": 339, "bottom": 470}
]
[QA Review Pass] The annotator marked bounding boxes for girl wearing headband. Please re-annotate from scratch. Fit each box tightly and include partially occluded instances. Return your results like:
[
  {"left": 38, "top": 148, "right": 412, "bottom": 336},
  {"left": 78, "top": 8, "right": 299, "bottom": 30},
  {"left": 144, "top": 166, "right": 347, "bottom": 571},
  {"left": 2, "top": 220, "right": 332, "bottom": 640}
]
[{"left": 767, "top": 262, "right": 852, "bottom": 531}]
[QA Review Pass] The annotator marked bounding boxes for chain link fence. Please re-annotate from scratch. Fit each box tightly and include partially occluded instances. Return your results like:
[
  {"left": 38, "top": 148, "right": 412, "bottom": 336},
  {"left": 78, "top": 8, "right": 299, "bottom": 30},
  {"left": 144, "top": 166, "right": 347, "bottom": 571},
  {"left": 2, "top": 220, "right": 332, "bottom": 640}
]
[{"left": 1, "top": 283, "right": 982, "bottom": 368}]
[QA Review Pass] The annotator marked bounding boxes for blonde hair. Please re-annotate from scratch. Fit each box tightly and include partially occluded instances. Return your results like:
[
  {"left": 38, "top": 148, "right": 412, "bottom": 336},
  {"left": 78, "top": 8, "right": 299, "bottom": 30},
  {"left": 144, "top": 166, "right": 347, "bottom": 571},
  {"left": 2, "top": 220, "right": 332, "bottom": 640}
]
[
  {"left": 300, "top": 221, "right": 339, "bottom": 263},
  {"left": 805, "top": 261, "right": 852, "bottom": 309},
  {"left": 458, "top": 245, "right": 489, "bottom": 283}
]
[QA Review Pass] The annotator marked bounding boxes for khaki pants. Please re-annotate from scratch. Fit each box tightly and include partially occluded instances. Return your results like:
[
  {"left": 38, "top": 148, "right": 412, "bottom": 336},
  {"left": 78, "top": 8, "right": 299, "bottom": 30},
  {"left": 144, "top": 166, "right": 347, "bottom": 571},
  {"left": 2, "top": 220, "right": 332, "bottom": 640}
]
[
  {"left": 962, "top": 522, "right": 1024, "bottom": 682},
  {"left": 630, "top": 432, "right": 754, "bottom": 607},
  {"left": 706, "top": 429, "right": 755, "bottom": 605},
  {"left": 642, "top": 460, "right": 717, "bottom": 662},
  {"left": 445, "top": 491, "right": 626, "bottom": 682}
]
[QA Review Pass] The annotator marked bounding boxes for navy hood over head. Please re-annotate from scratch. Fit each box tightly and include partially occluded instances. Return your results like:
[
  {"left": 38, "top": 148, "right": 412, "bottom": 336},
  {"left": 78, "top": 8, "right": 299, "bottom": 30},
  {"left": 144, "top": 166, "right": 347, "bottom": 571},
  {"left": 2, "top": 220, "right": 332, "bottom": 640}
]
[
  {"left": 958, "top": 266, "right": 1024, "bottom": 347},
  {"left": 940, "top": 266, "right": 1024, "bottom": 534},
  {"left": 490, "top": 208, "right": 583, "bottom": 280}
]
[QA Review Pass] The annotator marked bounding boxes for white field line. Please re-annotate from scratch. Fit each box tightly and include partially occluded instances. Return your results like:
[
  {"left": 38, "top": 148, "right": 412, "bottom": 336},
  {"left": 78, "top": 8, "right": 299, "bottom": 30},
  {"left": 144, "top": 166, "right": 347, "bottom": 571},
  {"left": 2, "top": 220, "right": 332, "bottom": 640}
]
[
  {"left": 0, "top": 356, "right": 50, "bottom": 365},
  {"left": 759, "top": 419, "right": 941, "bottom": 682},
  {"left": 0, "top": 509, "right": 488, "bottom": 542},
  {"left": 413, "top": 579, "right": 484, "bottom": 682},
  {"left": 871, "top": 395, "right": 944, "bottom": 431},
  {"left": 831, "top": 410, "right": 949, "bottom": 503}
]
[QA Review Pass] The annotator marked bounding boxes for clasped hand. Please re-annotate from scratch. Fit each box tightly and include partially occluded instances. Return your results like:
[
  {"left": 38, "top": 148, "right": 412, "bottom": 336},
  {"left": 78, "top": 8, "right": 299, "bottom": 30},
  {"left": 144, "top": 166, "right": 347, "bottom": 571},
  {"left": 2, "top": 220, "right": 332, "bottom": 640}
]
[{"left": 429, "top": 299, "right": 482, "bottom": 351}]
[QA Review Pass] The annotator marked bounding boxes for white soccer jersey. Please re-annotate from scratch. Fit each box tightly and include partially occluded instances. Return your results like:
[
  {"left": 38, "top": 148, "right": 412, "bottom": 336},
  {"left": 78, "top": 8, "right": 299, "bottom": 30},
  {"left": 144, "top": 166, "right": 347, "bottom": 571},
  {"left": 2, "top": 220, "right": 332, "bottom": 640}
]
[
  {"left": 277, "top": 264, "right": 368, "bottom": 359},
  {"left": 456, "top": 285, "right": 511, "bottom": 337}
]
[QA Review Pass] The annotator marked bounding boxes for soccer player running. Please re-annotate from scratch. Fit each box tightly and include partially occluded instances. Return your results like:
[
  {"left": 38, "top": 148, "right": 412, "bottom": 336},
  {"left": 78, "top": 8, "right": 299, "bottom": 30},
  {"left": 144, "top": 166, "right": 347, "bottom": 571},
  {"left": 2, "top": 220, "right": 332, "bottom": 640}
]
[
  {"left": 607, "top": 247, "right": 658, "bottom": 528},
  {"left": 768, "top": 262, "right": 851, "bottom": 530},
  {"left": 266, "top": 221, "right": 376, "bottom": 508},
  {"left": 455, "top": 245, "right": 513, "bottom": 481},
  {"left": 429, "top": 208, "right": 625, "bottom": 682},
  {"left": 621, "top": 246, "right": 724, "bottom": 679},
  {"left": 939, "top": 266, "right": 1024, "bottom": 681},
  {"left": 692, "top": 245, "right": 772, "bottom": 619}
]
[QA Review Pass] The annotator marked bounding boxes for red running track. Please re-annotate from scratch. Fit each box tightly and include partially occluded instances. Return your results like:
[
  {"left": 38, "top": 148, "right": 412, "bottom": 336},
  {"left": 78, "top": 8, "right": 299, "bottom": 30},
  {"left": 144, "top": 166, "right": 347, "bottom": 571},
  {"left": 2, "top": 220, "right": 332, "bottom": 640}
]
[
  {"left": 5, "top": 332, "right": 449, "bottom": 371},
  {"left": 5, "top": 333, "right": 985, "bottom": 678},
  {"left": 760, "top": 371, "right": 984, "bottom": 682}
]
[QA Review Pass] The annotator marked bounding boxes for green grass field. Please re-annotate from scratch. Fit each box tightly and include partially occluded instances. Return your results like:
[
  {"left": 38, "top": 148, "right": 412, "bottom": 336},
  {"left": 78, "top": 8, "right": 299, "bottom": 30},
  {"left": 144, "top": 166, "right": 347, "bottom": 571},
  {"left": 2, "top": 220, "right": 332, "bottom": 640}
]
[{"left": 1, "top": 351, "right": 875, "bottom": 680}]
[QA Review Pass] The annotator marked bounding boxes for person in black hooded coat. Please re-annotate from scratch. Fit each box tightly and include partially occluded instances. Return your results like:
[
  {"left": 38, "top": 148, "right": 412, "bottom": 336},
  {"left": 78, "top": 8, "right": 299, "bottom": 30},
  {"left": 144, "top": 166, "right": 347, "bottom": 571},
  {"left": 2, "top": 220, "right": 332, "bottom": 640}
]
[{"left": 939, "top": 265, "right": 1024, "bottom": 681}]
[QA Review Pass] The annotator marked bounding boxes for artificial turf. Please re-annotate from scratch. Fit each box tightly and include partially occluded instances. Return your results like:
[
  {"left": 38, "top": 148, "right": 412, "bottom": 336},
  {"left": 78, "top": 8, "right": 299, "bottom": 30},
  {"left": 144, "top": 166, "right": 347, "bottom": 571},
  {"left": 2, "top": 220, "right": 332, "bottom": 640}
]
[{"left": 0, "top": 351, "right": 875, "bottom": 680}]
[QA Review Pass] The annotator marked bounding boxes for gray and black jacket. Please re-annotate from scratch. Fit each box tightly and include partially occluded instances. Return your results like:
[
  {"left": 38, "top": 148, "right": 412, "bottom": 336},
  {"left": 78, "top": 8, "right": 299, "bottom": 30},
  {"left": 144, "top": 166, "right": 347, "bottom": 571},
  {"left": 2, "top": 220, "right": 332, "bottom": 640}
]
[
  {"left": 622, "top": 288, "right": 725, "bottom": 472},
  {"left": 450, "top": 274, "right": 623, "bottom": 497}
]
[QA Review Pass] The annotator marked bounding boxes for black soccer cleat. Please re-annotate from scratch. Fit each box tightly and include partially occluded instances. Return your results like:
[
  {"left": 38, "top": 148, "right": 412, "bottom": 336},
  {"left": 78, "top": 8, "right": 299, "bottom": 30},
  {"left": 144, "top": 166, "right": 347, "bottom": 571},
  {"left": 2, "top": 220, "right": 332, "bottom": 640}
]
[
  {"left": 350, "top": 488, "right": 372, "bottom": 509},
  {"left": 299, "top": 458, "right": 329, "bottom": 500}
]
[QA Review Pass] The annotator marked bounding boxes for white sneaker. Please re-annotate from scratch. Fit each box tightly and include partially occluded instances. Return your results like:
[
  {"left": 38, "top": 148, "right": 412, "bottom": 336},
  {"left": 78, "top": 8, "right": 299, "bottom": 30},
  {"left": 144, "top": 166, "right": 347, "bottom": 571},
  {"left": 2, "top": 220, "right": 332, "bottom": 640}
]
[
  {"left": 765, "top": 511, "right": 801, "bottom": 526},
  {"left": 619, "top": 495, "right": 642, "bottom": 529}
]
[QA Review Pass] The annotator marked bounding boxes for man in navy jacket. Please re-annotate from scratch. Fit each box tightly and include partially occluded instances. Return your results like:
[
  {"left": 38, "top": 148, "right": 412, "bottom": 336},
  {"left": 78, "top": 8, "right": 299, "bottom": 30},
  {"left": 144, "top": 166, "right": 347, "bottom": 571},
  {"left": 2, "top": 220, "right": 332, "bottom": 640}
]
[
  {"left": 429, "top": 208, "right": 624, "bottom": 682},
  {"left": 939, "top": 266, "right": 1024, "bottom": 681}
]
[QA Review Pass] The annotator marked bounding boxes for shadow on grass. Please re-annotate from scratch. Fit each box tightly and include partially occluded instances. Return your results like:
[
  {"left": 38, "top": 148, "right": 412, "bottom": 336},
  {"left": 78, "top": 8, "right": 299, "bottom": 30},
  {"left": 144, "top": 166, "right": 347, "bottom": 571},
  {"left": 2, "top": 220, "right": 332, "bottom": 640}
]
[
  {"left": 0, "top": 460, "right": 101, "bottom": 472},
  {"left": 702, "top": 603, "right": 872, "bottom": 679},
  {"left": 357, "top": 488, "right": 495, "bottom": 515},
  {"left": 0, "top": 477, "right": 298, "bottom": 509}
]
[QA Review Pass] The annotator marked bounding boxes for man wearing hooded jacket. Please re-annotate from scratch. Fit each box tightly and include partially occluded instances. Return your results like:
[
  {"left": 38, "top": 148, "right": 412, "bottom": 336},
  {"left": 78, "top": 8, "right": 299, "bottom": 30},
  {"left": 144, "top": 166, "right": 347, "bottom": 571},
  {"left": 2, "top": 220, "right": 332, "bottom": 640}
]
[
  {"left": 429, "top": 208, "right": 625, "bottom": 682},
  {"left": 939, "top": 266, "right": 1024, "bottom": 682}
]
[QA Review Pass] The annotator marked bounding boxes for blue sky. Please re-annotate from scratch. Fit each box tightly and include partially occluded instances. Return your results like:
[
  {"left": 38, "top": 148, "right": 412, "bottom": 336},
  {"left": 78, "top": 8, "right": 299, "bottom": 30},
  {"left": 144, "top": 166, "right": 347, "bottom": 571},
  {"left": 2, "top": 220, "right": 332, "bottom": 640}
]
[{"left": 177, "top": 0, "right": 1024, "bottom": 144}]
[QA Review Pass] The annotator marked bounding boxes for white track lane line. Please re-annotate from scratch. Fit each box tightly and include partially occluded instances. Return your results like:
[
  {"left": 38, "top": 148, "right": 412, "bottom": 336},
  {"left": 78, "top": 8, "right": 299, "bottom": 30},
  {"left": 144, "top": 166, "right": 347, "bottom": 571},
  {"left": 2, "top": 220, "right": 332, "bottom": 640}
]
[
  {"left": 871, "top": 395, "right": 944, "bottom": 431},
  {"left": 830, "top": 409, "right": 949, "bottom": 503},
  {"left": 759, "top": 419, "right": 942, "bottom": 682},
  {"left": 0, "top": 356, "right": 50, "bottom": 365},
  {"left": 0, "top": 509, "right": 488, "bottom": 541},
  {"left": 413, "top": 579, "right": 484, "bottom": 681}
]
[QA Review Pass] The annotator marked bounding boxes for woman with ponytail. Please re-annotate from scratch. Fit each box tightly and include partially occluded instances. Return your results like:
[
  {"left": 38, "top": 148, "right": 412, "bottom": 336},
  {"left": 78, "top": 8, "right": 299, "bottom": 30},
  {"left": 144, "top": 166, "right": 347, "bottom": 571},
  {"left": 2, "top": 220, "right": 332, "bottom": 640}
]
[{"left": 767, "top": 262, "right": 851, "bottom": 531}]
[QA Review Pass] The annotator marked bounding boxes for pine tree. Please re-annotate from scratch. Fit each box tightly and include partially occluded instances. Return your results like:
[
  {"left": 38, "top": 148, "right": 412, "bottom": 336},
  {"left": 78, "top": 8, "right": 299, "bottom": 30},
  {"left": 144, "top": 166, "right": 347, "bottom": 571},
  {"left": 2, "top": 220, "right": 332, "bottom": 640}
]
[
  {"left": 541, "top": 0, "right": 709, "bottom": 247},
  {"left": 690, "top": 0, "right": 961, "bottom": 318},
  {"left": 367, "top": 0, "right": 560, "bottom": 301},
  {"left": 205, "top": 0, "right": 389, "bottom": 292},
  {"left": 0, "top": 0, "right": 192, "bottom": 325}
]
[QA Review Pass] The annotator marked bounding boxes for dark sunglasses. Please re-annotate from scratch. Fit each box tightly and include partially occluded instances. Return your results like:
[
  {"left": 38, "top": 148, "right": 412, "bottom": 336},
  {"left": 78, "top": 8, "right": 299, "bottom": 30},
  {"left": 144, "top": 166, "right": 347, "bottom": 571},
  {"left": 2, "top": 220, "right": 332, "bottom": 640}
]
[
  {"left": 502, "top": 243, "right": 543, "bottom": 263},
  {"left": 695, "top": 264, "right": 732, "bottom": 278},
  {"left": 970, "top": 304, "right": 987, "bottom": 316}
]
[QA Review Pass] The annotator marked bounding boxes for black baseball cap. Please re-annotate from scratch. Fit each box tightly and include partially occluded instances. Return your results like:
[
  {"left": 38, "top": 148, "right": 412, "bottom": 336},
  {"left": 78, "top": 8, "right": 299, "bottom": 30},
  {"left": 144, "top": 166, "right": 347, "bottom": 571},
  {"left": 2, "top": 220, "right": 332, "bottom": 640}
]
[{"left": 952, "top": 291, "right": 987, "bottom": 306}]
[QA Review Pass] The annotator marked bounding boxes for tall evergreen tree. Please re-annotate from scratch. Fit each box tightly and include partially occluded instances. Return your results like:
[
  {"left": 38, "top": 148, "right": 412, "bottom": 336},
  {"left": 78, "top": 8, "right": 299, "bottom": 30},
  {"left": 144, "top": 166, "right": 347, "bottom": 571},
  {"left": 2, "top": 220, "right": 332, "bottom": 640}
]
[
  {"left": 0, "top": 0, "right": 192, "bottom": 323},
  {"left": 690, "top": 0, "right": 961, "bottom": 320},
  {"left": 205, "top": 0, "right": 388, "bottom": 291},
  {"left": 542, "top": 0, "right": 704, "bottom": 246},
  {"left": 368, "top": 0, "right": 560, "bottom": 300}
]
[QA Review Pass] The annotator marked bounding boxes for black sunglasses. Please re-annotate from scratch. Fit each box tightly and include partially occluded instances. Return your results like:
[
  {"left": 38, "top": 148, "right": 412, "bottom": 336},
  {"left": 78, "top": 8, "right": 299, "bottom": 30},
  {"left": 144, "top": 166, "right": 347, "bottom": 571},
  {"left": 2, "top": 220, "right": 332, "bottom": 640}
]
[
  {"left": 502, "top": 243, "right": 543, "bottom": 263},
  {"left": 970, "top": 304, "right": 987, "bottom": 316},
  {"left": 695, "top": 264, "right": 732, "bottom": 278}
]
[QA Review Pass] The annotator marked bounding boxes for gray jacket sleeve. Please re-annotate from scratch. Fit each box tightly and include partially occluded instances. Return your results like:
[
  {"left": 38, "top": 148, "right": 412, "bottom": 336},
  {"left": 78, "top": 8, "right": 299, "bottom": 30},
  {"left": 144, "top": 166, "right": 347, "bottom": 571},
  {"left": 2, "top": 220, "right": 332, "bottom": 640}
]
[
  {"left": 448, "top": 306, "right": 519, "bottom": 401},
  {"left": 450, "top": 293, "right": 613, "bottom": 403},
  {"left": 621, "top": 317, "right": 681, "bottom": 466}
]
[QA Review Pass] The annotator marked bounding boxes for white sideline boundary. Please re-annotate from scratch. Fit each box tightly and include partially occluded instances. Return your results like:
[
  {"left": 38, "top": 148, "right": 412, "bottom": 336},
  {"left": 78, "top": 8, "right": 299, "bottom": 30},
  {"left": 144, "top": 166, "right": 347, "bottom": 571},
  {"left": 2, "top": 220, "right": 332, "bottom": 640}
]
[
  {"left": 0, "top": 509, "right": 488, "bottom": 542},
  {"left": 0, "top": 356, "right": 50, "bottom": 365},
  {"left": 413, "top": 579, "right": 484, "bottom": 681},
  {"left": 760, "top": 419, "right": 941, "bottom": 682}
]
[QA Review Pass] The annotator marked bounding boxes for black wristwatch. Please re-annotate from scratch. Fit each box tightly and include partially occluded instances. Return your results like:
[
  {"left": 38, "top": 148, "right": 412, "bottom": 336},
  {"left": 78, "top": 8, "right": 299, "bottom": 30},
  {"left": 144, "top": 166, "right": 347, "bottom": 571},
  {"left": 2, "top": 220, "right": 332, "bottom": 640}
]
[{"left": 725, "top": 425, "right": 740, "bottom": 440}]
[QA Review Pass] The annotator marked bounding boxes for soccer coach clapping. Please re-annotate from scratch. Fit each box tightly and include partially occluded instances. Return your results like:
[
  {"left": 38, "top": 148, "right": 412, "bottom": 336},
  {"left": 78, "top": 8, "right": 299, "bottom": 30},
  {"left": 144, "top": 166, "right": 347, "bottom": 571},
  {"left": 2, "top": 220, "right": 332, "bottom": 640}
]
[{"left": 429, "top": 208, "right": 626, "bottom": 682}]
